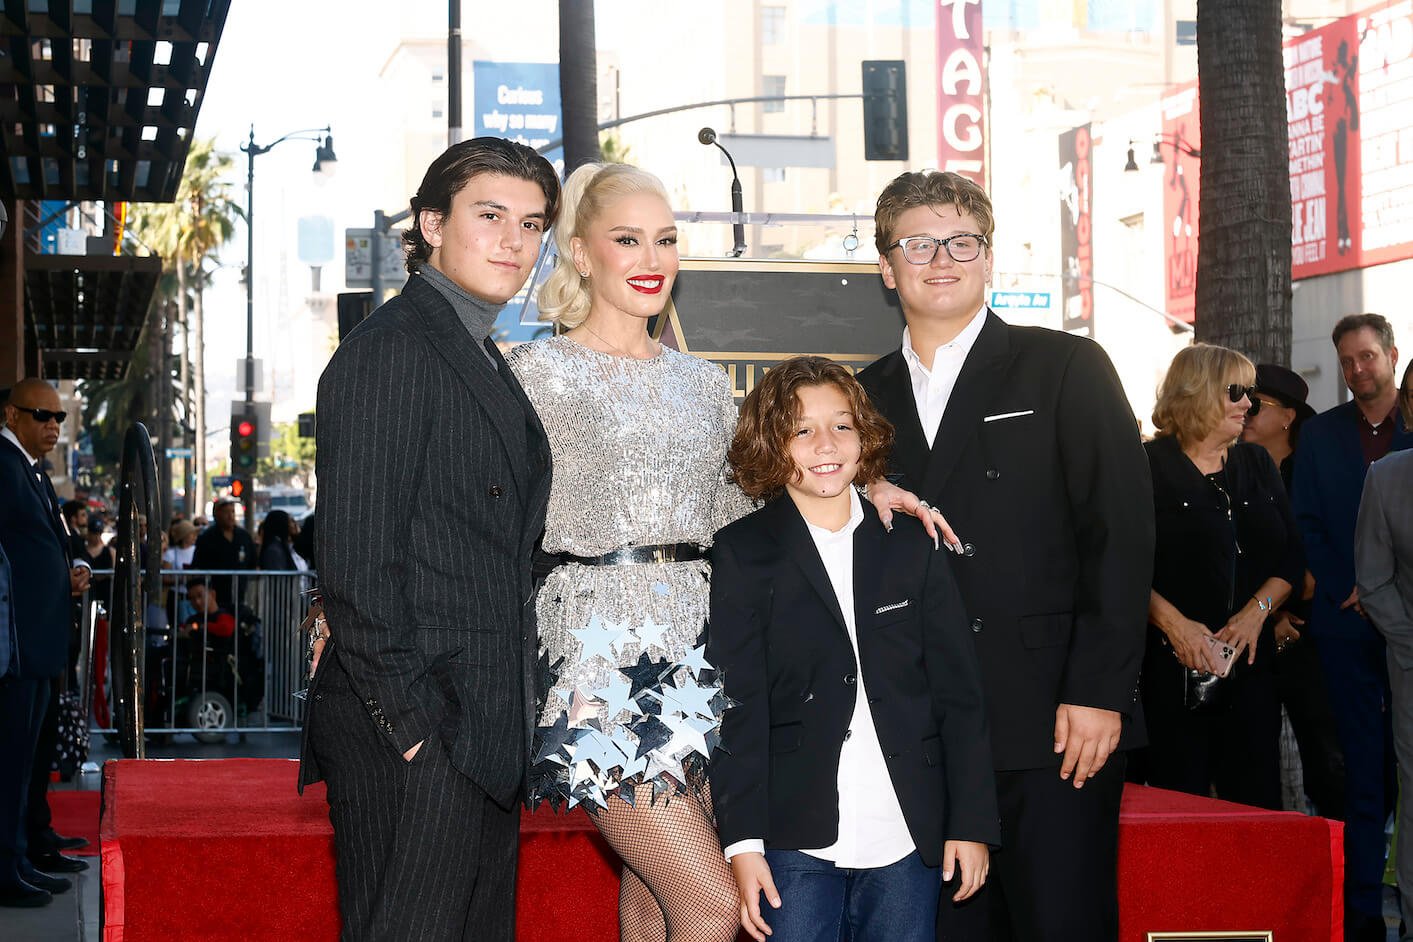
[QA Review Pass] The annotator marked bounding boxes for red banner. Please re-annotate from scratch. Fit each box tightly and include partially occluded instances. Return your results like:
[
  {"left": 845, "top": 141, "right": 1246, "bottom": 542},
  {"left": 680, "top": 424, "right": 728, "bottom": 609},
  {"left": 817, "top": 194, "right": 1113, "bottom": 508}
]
[
  {"left": 1059, "top": 124, "right": 1093, "bottom": 335},
  {"left": 936, "top": 0, "right": 985, "bottom": 185},
  {"left": 1161, "top": 82, "right": 1201, "bottom": 325},
  {"left": 1162, "top": 1, "right": 1413, "bottom": 294},
  {"left": 1285, "top": 15, "right": 1361, "bottom": 277},
  {"left": 1354, "top": 1, "right": 1413, "bottom": 270}
]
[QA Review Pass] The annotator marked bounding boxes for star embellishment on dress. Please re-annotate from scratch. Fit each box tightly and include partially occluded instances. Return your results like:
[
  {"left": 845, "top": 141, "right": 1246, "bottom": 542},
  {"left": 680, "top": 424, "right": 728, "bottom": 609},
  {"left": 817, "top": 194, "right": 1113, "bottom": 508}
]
[{"left": 570, "top": 614, "right": 630, "bottom": 666}]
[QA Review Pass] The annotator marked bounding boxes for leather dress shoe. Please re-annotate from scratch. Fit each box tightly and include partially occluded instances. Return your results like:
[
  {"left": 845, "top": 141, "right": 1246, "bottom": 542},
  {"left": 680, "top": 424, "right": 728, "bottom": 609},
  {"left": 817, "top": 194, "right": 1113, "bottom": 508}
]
[
  {"left": 29, "top": 850, "right": 88, "bottom": 873},
  {"left": 20, "top": 868, "right": 72, "bottom": 894},
  {"left": 0, "top": 878, "right": 54, "bottom": 907},
  {"left": 52, "top": 833, "right": 90, "bottom": 852},
  {"left": 33, "top": 828, "right": 90, "bottom": 853}
]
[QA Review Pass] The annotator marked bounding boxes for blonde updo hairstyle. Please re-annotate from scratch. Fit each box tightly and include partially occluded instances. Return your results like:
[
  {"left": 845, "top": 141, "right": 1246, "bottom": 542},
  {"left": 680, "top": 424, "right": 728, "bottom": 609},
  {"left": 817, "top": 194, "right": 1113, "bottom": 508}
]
[
  {"left": 1152, "top": 343, "right": 1256, "bottom": 447},
  {"left": 538, "top": 162, "right": 672, "bottom": 329}
]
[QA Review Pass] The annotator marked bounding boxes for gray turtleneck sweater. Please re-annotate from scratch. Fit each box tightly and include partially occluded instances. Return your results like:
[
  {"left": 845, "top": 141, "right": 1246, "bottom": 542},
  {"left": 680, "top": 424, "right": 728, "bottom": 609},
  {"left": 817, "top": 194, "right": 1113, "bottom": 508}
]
[{"left": 418, "top": 264, "right": 505, "bottom": 366}]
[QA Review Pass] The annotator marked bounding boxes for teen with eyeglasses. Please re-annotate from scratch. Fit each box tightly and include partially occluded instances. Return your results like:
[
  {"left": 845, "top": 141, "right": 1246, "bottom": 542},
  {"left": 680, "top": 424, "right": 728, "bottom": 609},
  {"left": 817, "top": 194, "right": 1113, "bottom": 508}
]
[{"left": 856, "top": 171, "right": 1154, "bottom": 942}]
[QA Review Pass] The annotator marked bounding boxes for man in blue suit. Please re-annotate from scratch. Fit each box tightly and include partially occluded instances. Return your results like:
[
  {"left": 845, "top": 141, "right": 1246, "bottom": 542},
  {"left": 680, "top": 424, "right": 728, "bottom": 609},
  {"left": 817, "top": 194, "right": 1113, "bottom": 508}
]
[
  {"left": 0, "top": 379, "right": 89, "bottom": 908},
  {"left": 1293, "top": 313, "right": 1413, "bottom": 941}
]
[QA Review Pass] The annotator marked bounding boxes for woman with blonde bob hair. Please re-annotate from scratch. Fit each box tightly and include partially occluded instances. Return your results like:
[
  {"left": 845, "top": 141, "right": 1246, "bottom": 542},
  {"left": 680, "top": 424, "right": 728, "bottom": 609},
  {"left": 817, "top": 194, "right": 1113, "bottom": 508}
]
[
  {"left": 1138, "top": 343, "right": 1304, "bottom": 809},
  {"left": 505, "top": 162, "right": 954, "bottom": 942}
]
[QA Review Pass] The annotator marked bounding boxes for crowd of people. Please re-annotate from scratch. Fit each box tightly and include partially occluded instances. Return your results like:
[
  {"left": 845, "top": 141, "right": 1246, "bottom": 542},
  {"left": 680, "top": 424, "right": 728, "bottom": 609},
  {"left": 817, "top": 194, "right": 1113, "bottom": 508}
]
[
  {"left": 6, "top": 133, "right": 1412, "bottom": 942},
  {"left": 0, "top": 430, "right": 315, "bottom": 908}
]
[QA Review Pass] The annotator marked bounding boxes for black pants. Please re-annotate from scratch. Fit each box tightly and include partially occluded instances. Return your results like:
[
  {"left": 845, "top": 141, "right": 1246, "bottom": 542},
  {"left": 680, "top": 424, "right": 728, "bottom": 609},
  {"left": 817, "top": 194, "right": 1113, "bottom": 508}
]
[
  {"left": 1275, "top": 636, "right": 1346, "bottom": 819},
  {"left": 0, "top": 676, "right": 49, "bottom": 885},
  {"left": 1141, "top": 647, "right": 1282, "bottom": 810},
  {"left": 309, "top": 659, "right": 519, "bottom": 942},
  {"left": 937, "top": 756, "right": 1126, "bottom": 942},
  {"left": 24, "top": 678, "right": 60, "bottom": 853}
]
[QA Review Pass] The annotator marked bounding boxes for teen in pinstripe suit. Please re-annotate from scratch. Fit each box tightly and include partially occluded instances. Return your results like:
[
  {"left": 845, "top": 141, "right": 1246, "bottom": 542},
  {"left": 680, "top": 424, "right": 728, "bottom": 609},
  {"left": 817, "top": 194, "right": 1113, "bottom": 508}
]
[{"left": 300, "top": 139, "right": 559, "bottom": 942}]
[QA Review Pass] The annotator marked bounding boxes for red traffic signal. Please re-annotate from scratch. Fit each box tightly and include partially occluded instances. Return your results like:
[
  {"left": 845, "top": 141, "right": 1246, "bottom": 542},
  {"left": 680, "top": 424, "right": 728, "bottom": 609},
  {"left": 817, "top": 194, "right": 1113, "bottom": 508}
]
[
  {"left": 230, "top": 479, "right": 246, "bottom": 498},
  {"left": 237, "top": 420, "right": 254, "bottom": 437}
]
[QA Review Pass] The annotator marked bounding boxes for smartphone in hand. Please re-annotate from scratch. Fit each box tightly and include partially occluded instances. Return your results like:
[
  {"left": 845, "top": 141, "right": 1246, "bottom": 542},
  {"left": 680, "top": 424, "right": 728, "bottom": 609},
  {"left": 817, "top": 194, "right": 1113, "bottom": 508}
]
[{"left": 1203, "top": 634, "right": 1238, "bottom": 678}]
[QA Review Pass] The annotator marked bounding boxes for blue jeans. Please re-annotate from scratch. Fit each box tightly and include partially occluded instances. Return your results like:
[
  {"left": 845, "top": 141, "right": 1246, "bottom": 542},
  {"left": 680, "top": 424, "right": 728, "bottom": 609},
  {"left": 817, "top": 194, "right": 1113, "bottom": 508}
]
[{"left": 760, "top": 848, "right": 940, "bottom": 942}]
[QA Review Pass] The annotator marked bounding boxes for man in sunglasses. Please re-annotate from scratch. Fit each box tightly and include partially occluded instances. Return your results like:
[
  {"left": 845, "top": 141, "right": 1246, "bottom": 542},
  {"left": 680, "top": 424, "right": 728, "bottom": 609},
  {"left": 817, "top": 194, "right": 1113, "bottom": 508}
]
[
  {"left": 0, "top": 378, "right": 90, "bottom": 907},
  {"left": 857, "top": 172, "right": 1154, "bottom": 942}
]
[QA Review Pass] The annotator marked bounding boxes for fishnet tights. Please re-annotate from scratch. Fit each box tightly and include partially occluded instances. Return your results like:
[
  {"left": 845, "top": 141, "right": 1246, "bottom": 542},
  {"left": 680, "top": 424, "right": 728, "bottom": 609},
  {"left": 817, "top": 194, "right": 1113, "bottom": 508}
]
[{"left": 589, "top": 781, "right": 741, "bottom": 942}]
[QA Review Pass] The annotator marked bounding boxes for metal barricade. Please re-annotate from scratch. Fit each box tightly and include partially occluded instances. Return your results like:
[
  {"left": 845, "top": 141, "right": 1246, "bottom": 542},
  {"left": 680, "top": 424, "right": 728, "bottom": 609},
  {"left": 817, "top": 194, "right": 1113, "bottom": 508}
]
[{"left": 81, "top": 568, "right": 316, "bottom": 740}]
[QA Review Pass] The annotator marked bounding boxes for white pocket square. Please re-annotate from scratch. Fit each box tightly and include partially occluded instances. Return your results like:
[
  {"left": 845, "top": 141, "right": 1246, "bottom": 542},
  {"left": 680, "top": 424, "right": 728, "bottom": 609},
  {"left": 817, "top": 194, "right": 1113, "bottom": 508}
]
[
  {"left": 874, "top": 600, "right": 910, "bottom": 615},
  {"left": 983, "top": 410, "right": 1035, "bottom": 423}
]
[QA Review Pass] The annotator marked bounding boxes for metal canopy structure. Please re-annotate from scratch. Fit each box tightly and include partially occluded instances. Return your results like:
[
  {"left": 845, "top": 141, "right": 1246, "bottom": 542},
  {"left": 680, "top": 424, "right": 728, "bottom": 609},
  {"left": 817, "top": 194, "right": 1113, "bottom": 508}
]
[
  {"left": 0, "top": 0, "right": 230, "bottom": 380},
  {"left": 24, "top": 251, "right": 162, "bottom": 379},
  {"left": 0, "top": 0, "right": 231, "bottom": 202}
]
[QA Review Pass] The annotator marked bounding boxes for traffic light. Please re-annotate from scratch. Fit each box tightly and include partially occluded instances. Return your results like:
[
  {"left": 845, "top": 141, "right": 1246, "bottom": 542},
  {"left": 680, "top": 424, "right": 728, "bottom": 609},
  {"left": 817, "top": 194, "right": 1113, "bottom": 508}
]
[
  {"left": 862, "top": 60, "right": 909, "bottom": 162},
  {"left": 230, "top": 407, "right": 258, "bottom": 493}
]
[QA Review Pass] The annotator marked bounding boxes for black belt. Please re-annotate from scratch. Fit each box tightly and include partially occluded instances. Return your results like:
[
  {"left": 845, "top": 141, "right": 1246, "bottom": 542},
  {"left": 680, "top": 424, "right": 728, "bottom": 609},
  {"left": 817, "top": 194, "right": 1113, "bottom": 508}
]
[{"left": 557, "top": 543, "right": 705, "bottom": 567}]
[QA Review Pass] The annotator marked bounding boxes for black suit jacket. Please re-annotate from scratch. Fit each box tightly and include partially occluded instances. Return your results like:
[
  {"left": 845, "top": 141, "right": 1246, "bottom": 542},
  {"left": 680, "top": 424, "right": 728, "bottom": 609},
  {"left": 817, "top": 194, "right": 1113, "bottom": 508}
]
[
  {"left": 300, "top": 275, "right": 552, "bottom": 807},
  {"left": 708, "top": 496, "right": 1000, "bottom": 868},
  {"left": 0, "top": 436, "right": 72, "bottom": 680},
  {"left": 857, "top": 312, "right": 1154, "bottom": 772}
]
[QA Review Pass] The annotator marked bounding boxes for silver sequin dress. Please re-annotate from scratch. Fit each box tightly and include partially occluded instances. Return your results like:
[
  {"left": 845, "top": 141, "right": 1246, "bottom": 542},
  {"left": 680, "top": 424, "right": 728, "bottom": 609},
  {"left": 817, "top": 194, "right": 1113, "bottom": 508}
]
[{"left": 506, "top": 335, "right": 752, "bottom": 810}]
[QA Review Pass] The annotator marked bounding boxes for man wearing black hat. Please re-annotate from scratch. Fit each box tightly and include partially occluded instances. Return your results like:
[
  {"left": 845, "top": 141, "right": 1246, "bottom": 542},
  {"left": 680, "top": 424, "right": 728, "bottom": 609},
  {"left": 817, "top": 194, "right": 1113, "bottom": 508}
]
[{"left": 1241, "top": 365, "right": 1344, "bottom": 823}]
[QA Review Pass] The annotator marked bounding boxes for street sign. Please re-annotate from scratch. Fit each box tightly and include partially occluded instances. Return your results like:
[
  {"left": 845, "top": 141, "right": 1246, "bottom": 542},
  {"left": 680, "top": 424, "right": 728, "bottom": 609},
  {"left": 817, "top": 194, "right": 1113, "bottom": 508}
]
[
  {"left": 211, "top": 475, "right": 233, "bottom": 488},
  {"left": 345, "top": 228, "right": 405, "bottom": 288},
  {"left": 165, "top": 447, "right": 193, "bottom": 459},
  {"left": 989, "top": 290, "right": 1052, "bottom": 310}
]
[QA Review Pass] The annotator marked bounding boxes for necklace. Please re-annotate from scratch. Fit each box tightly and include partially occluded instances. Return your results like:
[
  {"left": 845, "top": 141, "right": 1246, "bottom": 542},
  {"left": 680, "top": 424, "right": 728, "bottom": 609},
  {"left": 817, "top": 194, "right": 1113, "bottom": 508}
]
[{"left": 581, "top": 322, "right": 659, "bottom": 360}]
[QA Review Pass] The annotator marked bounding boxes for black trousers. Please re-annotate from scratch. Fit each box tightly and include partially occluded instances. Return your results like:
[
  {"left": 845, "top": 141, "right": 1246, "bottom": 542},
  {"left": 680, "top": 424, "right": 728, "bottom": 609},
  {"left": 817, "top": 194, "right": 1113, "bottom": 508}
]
[
  {"left": 1141, "top": 647, "right": 1282, "bottom": 810},
  {"left": 0, "top": 676, "right": 49, "bottom": 885},
  {"left": 309, "top": 658, "right": 519, "bottom": 942},
  {"left": 937, "top": 755, "right": 1126, "bottom": 942},
  {"left": 1274, "top": 636, "right": 1346, "bottom": 819},
  {"left": 24, "top": 678, "right": 60, "bottom": 852}
]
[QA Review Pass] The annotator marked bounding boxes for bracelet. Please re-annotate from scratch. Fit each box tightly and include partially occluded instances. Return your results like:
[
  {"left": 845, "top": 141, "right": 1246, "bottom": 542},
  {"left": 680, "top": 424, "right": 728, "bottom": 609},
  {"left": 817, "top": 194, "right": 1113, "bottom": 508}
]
[{"left": 1255, "top": 595, "right": 1273, "bottom": 612}]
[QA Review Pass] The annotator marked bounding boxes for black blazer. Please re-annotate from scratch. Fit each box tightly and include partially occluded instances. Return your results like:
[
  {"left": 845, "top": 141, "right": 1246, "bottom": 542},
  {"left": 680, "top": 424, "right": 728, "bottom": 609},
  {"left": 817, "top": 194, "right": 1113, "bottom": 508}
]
[
  {"left": 300, "top": 275, "right": 552, "bottom": 807},
  {"left": 0, "top": 436, "right": 73, "bottom": 680},
  {"left": 858, "top": 312, "right": 1155, "bottom": 772},
  {"left": 708, "top": 496, "right": 1000, "bottom": 868}
]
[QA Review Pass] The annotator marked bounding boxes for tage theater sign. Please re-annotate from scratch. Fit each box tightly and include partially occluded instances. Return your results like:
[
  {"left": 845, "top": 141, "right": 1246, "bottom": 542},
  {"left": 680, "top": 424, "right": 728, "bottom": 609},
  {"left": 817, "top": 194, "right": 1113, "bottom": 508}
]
[{"left": 655, "top": 259, "right": 905, "bottom": 399}]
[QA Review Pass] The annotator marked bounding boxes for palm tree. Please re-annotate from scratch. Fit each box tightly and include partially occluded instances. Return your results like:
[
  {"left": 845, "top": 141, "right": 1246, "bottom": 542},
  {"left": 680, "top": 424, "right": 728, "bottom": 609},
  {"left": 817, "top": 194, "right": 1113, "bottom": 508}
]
[
  {"left": 1194, "top": 0, "right": 1292, "bottom": 363},
  {"left": 127, "top": 138, "right": 242, "bottom": 514},
  {"left": 559, "top": 0, "right": 602, "bottom": 172}
]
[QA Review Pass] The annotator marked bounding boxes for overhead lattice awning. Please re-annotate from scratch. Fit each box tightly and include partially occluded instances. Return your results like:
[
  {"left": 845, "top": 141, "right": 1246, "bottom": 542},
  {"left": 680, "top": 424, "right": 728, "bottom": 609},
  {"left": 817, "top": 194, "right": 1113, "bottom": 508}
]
[
  {"left": 25, "top": 251, "right": 162, "bottom": 380},
  {"left": 0, "top": 0, "right": 231, "bottom": 202}
]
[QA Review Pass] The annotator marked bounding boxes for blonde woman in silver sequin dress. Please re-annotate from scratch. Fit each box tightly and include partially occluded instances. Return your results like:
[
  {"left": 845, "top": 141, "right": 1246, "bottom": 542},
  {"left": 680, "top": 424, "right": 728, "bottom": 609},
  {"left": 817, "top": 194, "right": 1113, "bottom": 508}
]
[
  {"left": 507, "top": 163, "right": 961, "bottom": 942},
  {"left": 507, "top": 163, "right": 744, "bottom": 942}
]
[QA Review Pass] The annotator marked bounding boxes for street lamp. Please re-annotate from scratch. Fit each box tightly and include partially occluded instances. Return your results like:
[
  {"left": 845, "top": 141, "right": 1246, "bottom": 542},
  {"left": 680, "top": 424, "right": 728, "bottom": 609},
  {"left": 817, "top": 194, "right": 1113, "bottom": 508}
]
[
  {"left": 1124, "top": 134, "right": 1201, "bottom": 171},
  {"left": 238, "top": 124, "right": 337, "bottom": 523}
]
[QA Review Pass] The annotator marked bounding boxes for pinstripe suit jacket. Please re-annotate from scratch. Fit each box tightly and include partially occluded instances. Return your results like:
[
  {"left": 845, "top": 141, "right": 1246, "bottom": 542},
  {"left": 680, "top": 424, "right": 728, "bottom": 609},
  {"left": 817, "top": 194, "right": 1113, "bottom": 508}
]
[
  {"left": 300, "top": 274, "right": 551, "bottom": 807},
  {"left": 1356, "top": 448, "right": 1413, "bottom": 669}
]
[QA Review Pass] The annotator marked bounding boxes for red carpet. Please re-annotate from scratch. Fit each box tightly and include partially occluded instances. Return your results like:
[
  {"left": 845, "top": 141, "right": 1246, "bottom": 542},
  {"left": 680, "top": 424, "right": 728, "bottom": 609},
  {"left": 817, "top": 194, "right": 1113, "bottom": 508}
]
[
  {"left": 101, "top": 759, "right": 1342, "bottom": 941},
  {"left": 49, "top": 790, "right": 101, "bottom": 857}
]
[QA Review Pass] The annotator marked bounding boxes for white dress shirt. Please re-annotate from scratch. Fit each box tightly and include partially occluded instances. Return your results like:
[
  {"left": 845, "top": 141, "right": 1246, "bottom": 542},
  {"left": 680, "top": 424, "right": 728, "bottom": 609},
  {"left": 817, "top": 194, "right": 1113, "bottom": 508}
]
[
  {"left": 901, "top": 306, "right": 988, "bottom": 448},
  {"left": 2, "top": 426, "right": 38, "bottom": 468},
  {"left": 724, "top": 489, "right": 916, "bottom": 868}
]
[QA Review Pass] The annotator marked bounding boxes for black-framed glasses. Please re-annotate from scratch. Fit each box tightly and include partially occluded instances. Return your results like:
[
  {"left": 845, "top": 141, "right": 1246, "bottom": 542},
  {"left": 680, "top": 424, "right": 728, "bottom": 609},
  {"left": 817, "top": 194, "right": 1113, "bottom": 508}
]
[
  {"left": 1227, "top": 384, "right": 1259, "bottom": 415},
  {"left": 885, "top": 233, "right": 988, "bottom": 265},
  {"left": 11, "top": 404, "right": 66, "bottom": 424}
]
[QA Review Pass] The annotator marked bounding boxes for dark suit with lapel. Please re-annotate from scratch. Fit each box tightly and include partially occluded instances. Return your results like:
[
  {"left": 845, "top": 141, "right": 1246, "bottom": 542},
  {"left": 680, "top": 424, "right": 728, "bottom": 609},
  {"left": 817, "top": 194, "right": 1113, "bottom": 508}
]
[
  {"left": 1292, "top": 401, "right": 1413, "bottom": 920},
  {"left": 0, "top": 433, "right": 73, "bottom": 888},
  {"left": 709, "top": 498, "right": 999, "bottom": 867},
  {"left": 302, "top": 274, "right": 551, "bottom": 941},
  {"left": 858, "top": 311, "right": 1154, "bottom": 941}
]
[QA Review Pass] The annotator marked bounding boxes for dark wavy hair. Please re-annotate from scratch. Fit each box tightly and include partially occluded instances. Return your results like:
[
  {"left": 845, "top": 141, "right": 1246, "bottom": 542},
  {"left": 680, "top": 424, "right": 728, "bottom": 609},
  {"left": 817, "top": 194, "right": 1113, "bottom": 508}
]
[
  {"left": 729, "top": 356, "right": 894, "bottom": 502},
  {"left": 402, "top": 137, "right": 561, "bottom": 273}
]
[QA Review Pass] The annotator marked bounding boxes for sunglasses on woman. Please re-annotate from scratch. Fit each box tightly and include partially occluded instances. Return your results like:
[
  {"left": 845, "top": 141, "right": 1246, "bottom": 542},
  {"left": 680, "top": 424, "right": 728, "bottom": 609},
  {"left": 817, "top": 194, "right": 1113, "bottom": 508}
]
[{"left": 1226, "top": 384, "right": 1260, "bottom": 415}]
